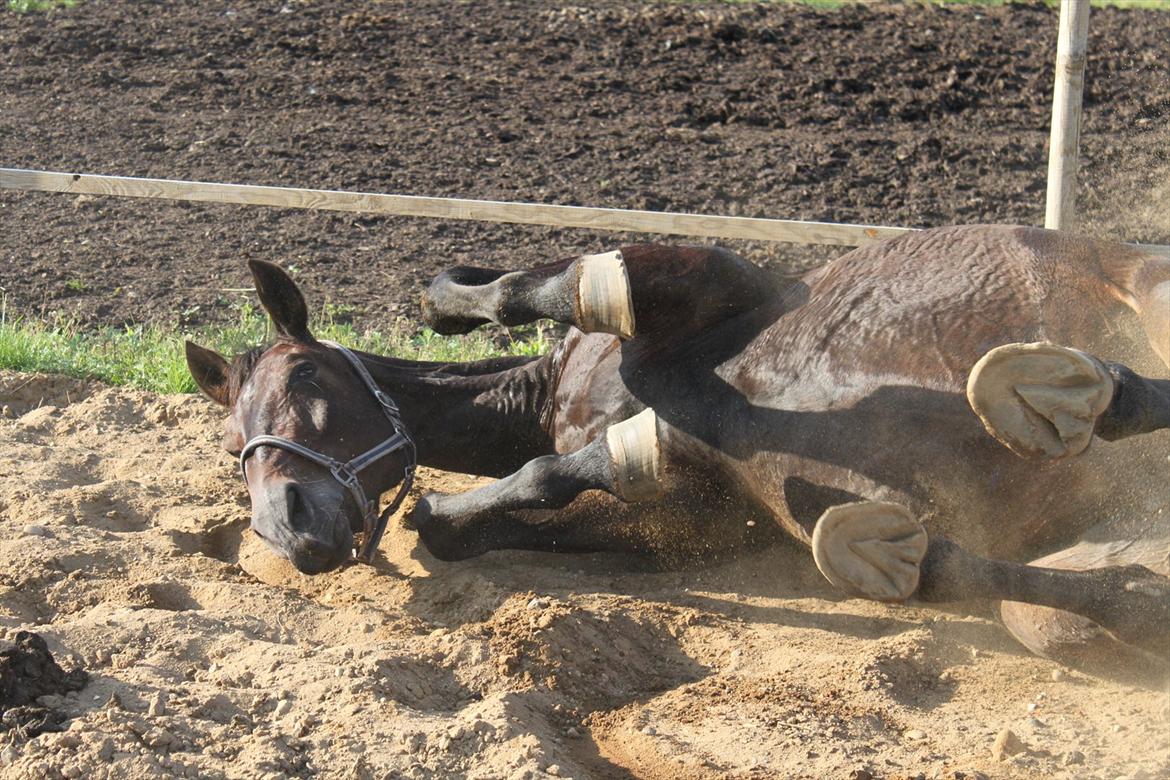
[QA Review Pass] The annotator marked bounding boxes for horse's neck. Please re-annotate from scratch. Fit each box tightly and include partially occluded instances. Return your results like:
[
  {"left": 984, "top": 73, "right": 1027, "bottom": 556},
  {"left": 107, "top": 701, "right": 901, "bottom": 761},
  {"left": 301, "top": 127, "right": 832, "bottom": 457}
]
[{"left": 357, "top": 351, "right": 557, "bottom": 477}]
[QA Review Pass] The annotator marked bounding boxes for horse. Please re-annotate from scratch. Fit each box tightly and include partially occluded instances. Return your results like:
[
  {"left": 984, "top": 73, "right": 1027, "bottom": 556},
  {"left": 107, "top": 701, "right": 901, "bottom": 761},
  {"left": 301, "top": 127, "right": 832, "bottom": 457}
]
[{"left": 185, "top": 224, "right": 1170, "bottom": 674}]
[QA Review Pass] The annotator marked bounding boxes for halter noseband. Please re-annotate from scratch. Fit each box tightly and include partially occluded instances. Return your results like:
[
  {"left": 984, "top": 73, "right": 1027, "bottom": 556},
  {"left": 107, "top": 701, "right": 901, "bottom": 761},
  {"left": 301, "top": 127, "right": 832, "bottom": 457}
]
[{"left": 238, "top": 340, "right": 416, "bottom": 564}]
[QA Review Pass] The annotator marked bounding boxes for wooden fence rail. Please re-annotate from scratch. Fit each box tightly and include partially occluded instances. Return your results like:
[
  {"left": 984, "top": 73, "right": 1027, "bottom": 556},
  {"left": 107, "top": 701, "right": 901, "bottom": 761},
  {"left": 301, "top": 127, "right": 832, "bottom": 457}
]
[
  {"left": 3, "top": 167, "right": 1168, "bottom": 258},
  {"left": 0, "top": 168, "right": 911, "bottom": 247}
]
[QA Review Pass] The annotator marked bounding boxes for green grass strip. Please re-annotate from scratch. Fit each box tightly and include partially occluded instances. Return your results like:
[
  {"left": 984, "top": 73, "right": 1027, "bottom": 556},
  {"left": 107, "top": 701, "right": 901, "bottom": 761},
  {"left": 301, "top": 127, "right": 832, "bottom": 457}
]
[
  {"left": 0, "top": 301, "right": 551, "bottom": 396},
  {"left": 6, "top": 0, "right": 78, "bottom": 11}
]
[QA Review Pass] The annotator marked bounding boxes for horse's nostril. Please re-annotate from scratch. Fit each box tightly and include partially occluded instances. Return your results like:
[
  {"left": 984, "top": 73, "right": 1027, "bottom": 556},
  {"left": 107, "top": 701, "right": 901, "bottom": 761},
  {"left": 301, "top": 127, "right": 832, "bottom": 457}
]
[
  {"left": 285, "top": 483, "right": 302, "bottom": 517},
  {"left": 284, "top": 483, "right": 319, "bottom": 532}
]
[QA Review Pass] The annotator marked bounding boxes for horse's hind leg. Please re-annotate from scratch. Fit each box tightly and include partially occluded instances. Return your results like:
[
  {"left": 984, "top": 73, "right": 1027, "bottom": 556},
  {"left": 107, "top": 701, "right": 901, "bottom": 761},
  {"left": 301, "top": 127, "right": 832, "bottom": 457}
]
[
  {"left": 811, "top": 501, "right": 1170, "bottom": 666},
  {"left": 408, "top": 409, "right": 665, "bottom": 560},
  {"left": 923, "top": 533, "right": 1170, "bottom": 670},
  {"left": 998, "top": 530, "right": 1170, "bottom": 678},
  {"left": 421, "top": 244, "right": 782, "bottom": 340},
  {"left": 967, "top": 342, "right": 1170, "bottom": 458}
]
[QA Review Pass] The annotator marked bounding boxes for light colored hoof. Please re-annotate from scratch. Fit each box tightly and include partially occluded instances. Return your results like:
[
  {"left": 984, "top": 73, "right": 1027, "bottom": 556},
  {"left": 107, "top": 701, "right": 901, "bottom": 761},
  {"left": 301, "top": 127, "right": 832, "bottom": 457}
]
[
  {"left": 966, "top": 342, "right": 1113, "bottom": 459},
  {"left": 575, "top": 250, "right": 635, "bottom": 340},
  {"left": 605, "top": 408, "right": 662, "bottom": 502},
  {"left": 812, "top": 501, "right": 928, "bottom": 603}
]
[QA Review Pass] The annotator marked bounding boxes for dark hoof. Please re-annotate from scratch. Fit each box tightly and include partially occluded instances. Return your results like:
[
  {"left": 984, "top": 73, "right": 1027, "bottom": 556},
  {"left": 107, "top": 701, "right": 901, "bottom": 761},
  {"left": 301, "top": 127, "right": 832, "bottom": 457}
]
[
  {"left": 420, "top": 267, "right": 503, "bottom": 335},
  {"left": 408, "top": 493, "right": 478, "bottom": 562}
]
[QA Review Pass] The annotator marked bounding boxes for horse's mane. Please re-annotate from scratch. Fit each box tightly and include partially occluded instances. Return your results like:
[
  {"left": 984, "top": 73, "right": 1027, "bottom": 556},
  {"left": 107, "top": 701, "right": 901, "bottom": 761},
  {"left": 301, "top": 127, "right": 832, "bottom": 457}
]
[{"left": 227, "top": 345, "right": 268, "bottom": 403}]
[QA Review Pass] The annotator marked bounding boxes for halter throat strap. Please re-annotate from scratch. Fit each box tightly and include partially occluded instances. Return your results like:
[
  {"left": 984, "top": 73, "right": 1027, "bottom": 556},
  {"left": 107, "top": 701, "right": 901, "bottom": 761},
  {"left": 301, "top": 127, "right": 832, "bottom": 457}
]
[{"left": 239, "top": 340, "right": 416, "bottom": 563}]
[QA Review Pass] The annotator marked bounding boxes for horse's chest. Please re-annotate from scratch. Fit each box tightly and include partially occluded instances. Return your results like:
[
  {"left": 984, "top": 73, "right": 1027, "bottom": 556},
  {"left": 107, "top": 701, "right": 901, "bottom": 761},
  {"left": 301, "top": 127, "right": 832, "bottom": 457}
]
[{"left": 548, "top": 332, "right": 640, "bottom": 452}]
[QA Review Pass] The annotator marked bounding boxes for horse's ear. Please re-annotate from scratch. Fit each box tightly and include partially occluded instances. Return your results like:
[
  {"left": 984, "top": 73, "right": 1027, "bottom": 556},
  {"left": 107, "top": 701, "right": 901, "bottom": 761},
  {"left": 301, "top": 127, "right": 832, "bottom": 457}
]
[
  {"left": 185, "top": 341, "right": 231, "bottom": 407},
  {"left": 248, "top": 259, "right": 313, "bottom": 342}
]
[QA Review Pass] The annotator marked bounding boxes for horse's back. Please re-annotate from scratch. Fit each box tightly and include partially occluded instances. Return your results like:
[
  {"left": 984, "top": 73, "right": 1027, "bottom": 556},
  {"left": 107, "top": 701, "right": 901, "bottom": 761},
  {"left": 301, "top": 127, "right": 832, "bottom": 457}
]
[{"left": 745, "top": 225, "right": 1157, "bottom": 404}]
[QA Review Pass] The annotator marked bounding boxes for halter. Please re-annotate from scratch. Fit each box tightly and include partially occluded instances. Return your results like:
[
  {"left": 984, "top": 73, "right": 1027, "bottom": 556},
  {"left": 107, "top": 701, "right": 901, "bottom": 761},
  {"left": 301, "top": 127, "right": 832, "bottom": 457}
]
[{"left": 239, "top": 340, "right": 416, "bottom": 564}]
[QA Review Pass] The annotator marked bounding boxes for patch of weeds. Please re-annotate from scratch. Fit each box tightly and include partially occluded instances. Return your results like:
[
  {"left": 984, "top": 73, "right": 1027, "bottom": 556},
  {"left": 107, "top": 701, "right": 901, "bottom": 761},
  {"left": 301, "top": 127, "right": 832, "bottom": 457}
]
[
  {"left": 6, "top": 0, "right": 79, "bottom": 12},
  {"left": 320, "top": 301, "right": 359, "bottom": 326},
  {"left": 0, "top": 294, "right": 553, "bottom": 395}
]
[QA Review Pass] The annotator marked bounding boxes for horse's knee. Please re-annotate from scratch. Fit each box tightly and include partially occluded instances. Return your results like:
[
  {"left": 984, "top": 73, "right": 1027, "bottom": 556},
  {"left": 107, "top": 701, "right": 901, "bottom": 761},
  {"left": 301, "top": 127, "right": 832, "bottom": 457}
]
[{"left": 999, "top": 583, "right": 1169, "bottom": 680}]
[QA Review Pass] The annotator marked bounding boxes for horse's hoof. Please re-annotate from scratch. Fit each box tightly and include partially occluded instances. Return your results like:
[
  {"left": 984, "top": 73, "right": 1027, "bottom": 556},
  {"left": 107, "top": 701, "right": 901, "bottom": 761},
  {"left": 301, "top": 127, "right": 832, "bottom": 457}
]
[
  {"left": 966, "top": 342, "right": 1113, "bottom": 459},
  {"left": 812, "top": 501, "right": 928, "bottom": 603},
  {"left": 575, "top": 250, "right": 635, "bottom": 340},
  {"left": 406, "top": 493, "right": 475, "bottom": 562},
  {"left": 605, "top": 407, "right": 663, "bottom": 502},
  {"left": 420, "top": 267, "right": 498, "bottom": 335}
]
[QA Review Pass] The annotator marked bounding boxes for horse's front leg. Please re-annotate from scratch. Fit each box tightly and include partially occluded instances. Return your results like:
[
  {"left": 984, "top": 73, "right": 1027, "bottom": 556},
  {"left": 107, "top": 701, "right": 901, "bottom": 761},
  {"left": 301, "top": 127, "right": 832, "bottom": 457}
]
[
  {"left": 421, "top": 244, "right": 781, "bottom": 342},
  {"left": 918, "top": 535, "right": 1170, "bottom": 664},
  {"left": 408, "top": 409, "right": 663, "bottom": 560}
]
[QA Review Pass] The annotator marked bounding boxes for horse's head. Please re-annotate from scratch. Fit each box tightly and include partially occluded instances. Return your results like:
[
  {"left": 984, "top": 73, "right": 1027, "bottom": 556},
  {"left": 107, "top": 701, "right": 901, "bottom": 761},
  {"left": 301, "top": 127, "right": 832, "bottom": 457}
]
[{"left": 186, "top": 260, "right": 414, "bottom": 574}]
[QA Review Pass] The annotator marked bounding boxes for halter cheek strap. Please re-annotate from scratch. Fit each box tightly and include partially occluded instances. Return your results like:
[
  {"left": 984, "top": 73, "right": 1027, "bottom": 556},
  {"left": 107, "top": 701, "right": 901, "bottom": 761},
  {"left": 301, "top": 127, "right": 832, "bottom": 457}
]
[{"left": 239, "top": 340, "right": 417, "bottom": 563}]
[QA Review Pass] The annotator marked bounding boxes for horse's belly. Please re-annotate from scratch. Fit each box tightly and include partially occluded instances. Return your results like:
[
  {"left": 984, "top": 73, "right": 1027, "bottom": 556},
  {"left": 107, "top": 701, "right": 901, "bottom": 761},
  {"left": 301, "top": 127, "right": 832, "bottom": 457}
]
[{"left": 732, "top": 391, "right": 1169, "bottom": 561}]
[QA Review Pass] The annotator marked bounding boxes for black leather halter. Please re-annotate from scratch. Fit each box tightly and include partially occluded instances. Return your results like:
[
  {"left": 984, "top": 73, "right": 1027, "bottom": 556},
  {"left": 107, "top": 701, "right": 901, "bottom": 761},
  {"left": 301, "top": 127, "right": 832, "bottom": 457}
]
[{"left": 239, "top": 340, "right": 416, "bottom": 563}]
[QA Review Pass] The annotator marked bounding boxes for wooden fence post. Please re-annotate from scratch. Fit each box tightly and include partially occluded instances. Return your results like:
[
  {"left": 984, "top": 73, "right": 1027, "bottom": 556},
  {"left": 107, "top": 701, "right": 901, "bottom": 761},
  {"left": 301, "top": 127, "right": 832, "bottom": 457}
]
[{"left": 1044, "top": 0, "right": 1091, "bottom": 231}]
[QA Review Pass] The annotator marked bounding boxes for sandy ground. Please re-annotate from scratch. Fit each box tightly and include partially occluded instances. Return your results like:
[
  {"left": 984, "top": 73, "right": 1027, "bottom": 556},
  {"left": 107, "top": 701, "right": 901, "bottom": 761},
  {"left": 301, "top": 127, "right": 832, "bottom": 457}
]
[{"left": 0, "top": 370, "right": 1167, "bottom": 780}]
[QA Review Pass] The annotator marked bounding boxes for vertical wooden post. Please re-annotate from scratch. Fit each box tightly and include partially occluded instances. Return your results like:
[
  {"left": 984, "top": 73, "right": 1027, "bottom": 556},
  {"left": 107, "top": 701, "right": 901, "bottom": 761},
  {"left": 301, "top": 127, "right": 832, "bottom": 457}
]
[{"left": 1045, "top": 0, "right": 1091, "bottom": 231}]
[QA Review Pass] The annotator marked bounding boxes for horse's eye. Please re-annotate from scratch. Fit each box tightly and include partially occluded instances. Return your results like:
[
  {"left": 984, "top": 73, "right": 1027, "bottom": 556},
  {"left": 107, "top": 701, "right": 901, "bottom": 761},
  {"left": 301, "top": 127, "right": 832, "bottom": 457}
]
[{"left": 292, "top": 362, "right": 317, "bottom": 382}]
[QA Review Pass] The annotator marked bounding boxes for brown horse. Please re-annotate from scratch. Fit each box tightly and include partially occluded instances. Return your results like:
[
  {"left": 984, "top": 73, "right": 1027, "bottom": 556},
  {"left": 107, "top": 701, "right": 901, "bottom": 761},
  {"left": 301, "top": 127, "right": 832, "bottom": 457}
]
[{"left": 186, "top": 225, "right": 1170, "bottom": 673}]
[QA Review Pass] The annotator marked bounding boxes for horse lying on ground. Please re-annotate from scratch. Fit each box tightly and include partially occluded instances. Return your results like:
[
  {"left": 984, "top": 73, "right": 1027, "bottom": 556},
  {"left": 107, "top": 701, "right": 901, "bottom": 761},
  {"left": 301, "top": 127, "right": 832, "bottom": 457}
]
[{"left": 186, "top": 225, "right": 1170, "bottom": 674}]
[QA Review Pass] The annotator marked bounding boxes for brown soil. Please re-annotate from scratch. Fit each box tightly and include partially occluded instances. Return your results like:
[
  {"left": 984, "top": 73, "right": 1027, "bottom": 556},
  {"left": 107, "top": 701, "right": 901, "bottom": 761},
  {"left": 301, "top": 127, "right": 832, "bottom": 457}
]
[
  {"left": 1, "top": 371, "right": 1168, "bottom": 780},
  {"left": 1, "top": 1, "right": 1168, "bottom": 331}
]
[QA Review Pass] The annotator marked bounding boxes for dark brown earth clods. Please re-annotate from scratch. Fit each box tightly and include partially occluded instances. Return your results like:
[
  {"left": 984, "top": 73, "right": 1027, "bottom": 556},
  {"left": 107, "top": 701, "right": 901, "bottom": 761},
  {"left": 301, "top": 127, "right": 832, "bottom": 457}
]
[
  {"left": 0, "top": 631, "right": 88, "bottom": 740},
  {"left": 1, "top": 1, "right": 1168, "bottom": 331}
]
